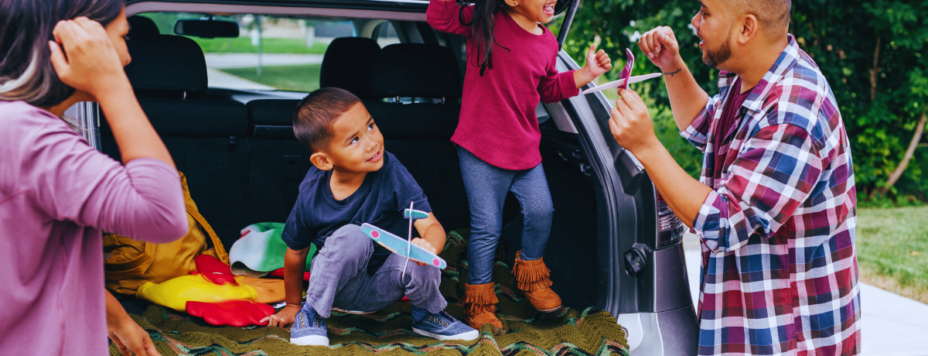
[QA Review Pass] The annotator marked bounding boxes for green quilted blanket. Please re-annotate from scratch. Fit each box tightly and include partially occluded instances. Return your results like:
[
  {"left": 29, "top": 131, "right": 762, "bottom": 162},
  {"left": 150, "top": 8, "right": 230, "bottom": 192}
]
[{"left": 116, "top": 231, "right": 629, "bottom": 355}]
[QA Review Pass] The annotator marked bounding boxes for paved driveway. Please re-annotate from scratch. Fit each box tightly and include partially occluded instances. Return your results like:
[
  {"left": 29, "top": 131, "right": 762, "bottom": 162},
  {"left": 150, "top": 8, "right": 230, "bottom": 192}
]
[{"left": 683, "top": 233, "right": 928, "bottom": 356}]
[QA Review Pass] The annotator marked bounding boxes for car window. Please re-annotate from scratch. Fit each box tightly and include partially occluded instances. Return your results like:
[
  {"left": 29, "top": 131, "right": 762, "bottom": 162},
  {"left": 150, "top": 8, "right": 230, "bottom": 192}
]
[
  {"left": 374, "top": 21, "right": 399, "bottom": 48},
  {"left": 139, "top": 12, "right": 357, "bottom": 92}
]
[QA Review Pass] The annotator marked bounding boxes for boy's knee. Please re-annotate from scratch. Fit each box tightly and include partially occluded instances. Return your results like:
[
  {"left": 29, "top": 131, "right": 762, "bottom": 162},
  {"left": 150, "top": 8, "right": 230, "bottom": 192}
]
[{"left": 326, "top": 224, "right": 371, "bottom": 255}]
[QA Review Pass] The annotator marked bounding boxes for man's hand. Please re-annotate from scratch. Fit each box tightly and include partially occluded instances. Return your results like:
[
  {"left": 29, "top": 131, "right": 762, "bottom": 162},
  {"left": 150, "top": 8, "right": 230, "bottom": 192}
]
[
  {"left": 262, "top": 304, "right": 301, "bottom": 328},
  {"left": 638, "top": 26, "right": 682, "bottom": 71},
  {"left": 575, "top": 44, "right": 613, "bottom": 88},
  {"left": 608, "top": 88, "right": 661, "bottom": 154},
  {"left": 411, "top": 238, "right": 437, "bottom": 267}
]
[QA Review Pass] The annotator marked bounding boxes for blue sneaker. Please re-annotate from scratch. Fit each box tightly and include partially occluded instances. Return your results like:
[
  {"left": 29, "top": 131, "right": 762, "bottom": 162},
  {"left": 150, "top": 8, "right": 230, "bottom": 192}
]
[
  {"left": 290, "top": 306, "right": 329, "bottom": 346},
  {"left": 412, "top": 311, "right": 479, "bottom": 341}
]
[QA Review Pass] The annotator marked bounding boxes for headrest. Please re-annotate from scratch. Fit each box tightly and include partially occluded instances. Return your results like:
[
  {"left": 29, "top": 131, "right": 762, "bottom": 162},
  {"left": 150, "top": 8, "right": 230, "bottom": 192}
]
[
  {"left": 370, "top": 44, "right": 462, "bottom": 99},
  {"left": 319, "top": 37, "right": 381, "bottom": 100},
  {"left": 124, "top": 35, "right": 208, "bottom": 94},
  {"left": 128, "top": 16, "right": 160, "bottom": 37}
]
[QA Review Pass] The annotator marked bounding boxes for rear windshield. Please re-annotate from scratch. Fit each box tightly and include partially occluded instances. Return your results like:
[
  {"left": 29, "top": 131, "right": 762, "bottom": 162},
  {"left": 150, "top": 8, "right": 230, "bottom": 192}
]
[{"left": 138, "top": 12, "right": 399, "bottom": 92}]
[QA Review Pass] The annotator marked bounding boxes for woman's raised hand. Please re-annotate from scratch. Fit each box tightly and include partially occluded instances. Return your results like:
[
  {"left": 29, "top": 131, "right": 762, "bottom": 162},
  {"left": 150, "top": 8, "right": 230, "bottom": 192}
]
[{"left": 48, "top": 17, "right": 129, "bottom": 99}]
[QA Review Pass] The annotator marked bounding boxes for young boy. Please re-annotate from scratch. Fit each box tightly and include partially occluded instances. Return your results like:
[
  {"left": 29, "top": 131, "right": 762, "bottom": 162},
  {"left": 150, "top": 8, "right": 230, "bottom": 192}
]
[{"left": 262, "top": 88, "right": 478, "bottom": 346}]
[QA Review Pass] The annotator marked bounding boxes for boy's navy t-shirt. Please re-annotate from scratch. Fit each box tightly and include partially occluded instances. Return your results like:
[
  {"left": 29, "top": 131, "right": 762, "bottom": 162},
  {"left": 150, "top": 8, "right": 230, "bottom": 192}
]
[{"left": 282, "top": 151, "right": 432, "bottom": 274}]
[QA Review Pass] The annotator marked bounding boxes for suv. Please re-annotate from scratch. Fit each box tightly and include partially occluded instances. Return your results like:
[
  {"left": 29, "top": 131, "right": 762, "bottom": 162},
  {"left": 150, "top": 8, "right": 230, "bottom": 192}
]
[{"left": 85, "top": 0, "right": 698, "bottom": 354}]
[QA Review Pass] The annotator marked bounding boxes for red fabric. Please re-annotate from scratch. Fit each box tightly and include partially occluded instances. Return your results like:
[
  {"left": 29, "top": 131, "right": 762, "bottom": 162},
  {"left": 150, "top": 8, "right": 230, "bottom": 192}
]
[
  {"left": 428, "top": 1, "right": 579, "bottom": 170},
  {"left": 186, "top": 300, "right": 275, "bottom": 327},
  {"left": 712, "top": 78, "right": 751, "bottom": 181},
  {"left": 268, "top": 268, "right": 310, "bottom": 281},
  {"left": 194, "top": 255, "right": 238, "bottom": 286}
]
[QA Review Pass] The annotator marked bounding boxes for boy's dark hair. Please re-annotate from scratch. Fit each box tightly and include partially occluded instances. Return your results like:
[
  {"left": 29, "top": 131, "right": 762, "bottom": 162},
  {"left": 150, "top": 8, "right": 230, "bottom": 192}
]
[
  {"left": 460, "top": 0, "right": 510, "bottom": 76},
  {"left": 293, "top": 87, "right": 362, "bottom": 153}
]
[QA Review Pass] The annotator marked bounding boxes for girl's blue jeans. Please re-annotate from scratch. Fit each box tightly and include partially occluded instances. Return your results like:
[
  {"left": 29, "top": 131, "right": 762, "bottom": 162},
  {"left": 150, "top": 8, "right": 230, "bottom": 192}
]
[{"left": 457, "top": 147, "right": 553, "bottom": 285}]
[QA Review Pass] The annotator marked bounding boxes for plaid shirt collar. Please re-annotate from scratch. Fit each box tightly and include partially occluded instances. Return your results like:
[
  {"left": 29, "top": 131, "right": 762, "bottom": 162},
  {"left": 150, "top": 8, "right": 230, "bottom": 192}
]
[{"left": 716, "top": 34, "right": 802, "bottom": 116}]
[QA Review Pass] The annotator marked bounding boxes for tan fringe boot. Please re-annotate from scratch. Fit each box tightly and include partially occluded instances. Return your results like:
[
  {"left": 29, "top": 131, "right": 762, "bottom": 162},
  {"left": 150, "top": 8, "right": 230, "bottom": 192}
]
[
  {"left": 462, "top": 282, "right": 503, "bottom": 331},
  {"left": 511, "top": 251, "right": 562, "bottom": 312}
]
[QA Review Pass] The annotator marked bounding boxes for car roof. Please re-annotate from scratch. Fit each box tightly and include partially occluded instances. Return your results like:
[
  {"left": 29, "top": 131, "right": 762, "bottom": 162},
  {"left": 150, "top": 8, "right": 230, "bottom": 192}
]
[{"left": 126, "top": 0, "right": 430, "bottom": 13}]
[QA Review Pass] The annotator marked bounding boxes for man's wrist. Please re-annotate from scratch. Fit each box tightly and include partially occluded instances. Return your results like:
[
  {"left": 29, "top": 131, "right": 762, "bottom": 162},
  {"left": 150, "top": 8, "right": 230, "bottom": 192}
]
[
  {"left": 660, "top": 58, "right": 686, "bottom": 76},
  {"left": 630, "top": 137, "right": 665, "bottom": 162}
]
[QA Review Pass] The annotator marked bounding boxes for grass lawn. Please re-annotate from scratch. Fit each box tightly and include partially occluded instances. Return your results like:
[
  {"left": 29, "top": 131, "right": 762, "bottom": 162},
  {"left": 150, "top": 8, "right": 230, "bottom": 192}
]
[
  {"left": 191, "top": 37, "right": 328, "bottom": 55},
  {"left": 220, "top": 64, "right": 321, "bottom": 92},
  {"left": 857, "top": 206, "right": 928, "bottom": 304}
]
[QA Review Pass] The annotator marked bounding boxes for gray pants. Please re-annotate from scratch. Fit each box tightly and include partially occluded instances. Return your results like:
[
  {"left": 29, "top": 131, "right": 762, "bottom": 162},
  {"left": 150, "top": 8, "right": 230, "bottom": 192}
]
[{"left": 306, "top": 224, "right": 448, "bottom": 318}]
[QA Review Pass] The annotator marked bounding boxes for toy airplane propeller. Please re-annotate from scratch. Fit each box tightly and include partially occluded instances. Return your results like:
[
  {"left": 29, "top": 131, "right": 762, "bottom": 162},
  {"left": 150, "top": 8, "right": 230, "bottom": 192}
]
[
  {"left": 360, "top": 203, "right": 446, "bottom": 277},
  {"left": 582, "top": 48, "right": 662, "bottom": 95}
]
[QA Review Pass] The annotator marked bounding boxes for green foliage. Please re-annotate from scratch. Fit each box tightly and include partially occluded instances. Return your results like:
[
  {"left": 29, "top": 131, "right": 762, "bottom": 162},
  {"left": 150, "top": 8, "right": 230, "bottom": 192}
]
[
  {"left": 557, "top": 0, "right": 928, "bottom": 199},
  {"left": 189, "top": 37, "right": 328, "bottom": 55},
  {"left": 221, "top": 64, "right": 322, "bottom": 92}
]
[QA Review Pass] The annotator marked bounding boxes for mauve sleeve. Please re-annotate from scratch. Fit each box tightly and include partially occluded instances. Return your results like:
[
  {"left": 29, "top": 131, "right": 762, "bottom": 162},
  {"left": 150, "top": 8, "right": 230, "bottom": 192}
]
[{"left": 25, "top": 119, "right": 188, "bottom": 243}]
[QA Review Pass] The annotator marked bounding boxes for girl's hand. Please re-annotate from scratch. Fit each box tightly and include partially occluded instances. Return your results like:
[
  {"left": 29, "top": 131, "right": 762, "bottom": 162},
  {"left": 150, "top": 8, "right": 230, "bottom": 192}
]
[
  {"left": 585, "top": 44, "right": 613, "bottom": 78},
  {"left": 411, "top": 238, "right": 437, "bottom": 267},
  {"left": 262, "top": 304, "right": 301, "bottom": 328},
  {"left": 575, "top": 44, "right": 612, "bottom": 88},
  {"left": 638, "top": 26, "right": 681, "bottom": 71},
  {"left": 48, "top": 17, "right": 129, "bottom": 99}
]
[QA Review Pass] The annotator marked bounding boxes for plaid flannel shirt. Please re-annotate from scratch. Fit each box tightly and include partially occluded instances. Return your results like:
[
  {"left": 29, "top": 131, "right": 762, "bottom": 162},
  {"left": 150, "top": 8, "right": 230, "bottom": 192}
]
[{"left": 681, "top": 35, "right": 860, "bottom": 356}]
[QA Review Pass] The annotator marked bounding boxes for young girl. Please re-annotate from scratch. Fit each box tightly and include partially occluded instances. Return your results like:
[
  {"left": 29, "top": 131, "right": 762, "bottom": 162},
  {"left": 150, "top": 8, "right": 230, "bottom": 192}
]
[{"left": 427, "top": 0, "right": 611, "bottom": 331}]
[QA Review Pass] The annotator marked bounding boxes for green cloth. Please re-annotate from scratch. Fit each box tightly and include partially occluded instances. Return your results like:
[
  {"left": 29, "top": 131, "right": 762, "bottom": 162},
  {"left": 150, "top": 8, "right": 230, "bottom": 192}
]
[
  {"left": 229, "top": 223, "right": 317, "bottom": 272},
  {"left": 118, "top": 231, "right": 629, "bottom": 355}
]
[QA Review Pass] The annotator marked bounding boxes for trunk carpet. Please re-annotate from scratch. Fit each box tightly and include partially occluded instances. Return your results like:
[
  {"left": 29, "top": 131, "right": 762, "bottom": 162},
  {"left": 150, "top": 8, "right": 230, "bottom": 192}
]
[{"left": 115, "top": 231, "right": 629, "bottom": 355}]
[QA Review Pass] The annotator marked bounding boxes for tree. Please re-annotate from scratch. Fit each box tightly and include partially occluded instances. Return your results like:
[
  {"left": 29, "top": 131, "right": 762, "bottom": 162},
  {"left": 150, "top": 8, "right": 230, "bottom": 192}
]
[{"left": 555, "top": 0, "right": 928, "bottom": 203}]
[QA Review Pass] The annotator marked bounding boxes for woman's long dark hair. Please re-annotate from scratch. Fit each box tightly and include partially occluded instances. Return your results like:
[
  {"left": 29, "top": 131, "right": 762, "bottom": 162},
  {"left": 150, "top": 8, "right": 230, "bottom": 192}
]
[
  {"left": 460, "top": 0, "right": 510, "bottom": 76},
  {"left": 0, "top": 0, "right": 124, "bottom": 107}
]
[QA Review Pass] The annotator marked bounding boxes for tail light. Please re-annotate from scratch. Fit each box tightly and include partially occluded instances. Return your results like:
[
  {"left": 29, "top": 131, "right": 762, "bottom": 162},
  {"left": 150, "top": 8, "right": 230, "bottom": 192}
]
[{"left": 656, "top": 192, "right": 686, "bottom": 248}]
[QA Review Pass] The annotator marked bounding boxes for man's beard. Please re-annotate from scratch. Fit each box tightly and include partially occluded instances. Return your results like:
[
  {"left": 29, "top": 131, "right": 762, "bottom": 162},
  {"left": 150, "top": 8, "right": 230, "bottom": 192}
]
[{"left": 702, "top": 37, "right": 732, "bottom": 69}]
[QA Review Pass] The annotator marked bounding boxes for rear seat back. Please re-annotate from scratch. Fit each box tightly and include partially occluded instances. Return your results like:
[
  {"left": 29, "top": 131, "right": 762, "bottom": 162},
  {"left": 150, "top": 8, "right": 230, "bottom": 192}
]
[
  {"left": 244, "top": 37, "right": 382, "bottom": 224},
  {"left": 101, "top": 33, "right": 249, "bottom": 248},
  {"left": 367, "top": 43, "right": 469, "bottom": 230}
]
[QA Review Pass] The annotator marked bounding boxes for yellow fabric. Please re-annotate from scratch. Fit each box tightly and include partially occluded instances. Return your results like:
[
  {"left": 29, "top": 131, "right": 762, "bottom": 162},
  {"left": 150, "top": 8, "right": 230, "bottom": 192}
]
[
  {"left": 104, "top": 172, "right": 230, "bottom": 295},
  {"left": 136, "top": 275, "right": 257, "bottom": 311}
]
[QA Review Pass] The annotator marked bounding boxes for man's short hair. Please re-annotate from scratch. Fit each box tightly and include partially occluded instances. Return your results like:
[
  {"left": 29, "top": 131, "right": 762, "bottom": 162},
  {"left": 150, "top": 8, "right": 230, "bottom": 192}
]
[
  {"left": 293, "top": 87, "right": 361, "bottom": 153},
  {"left": 731, "top": 0, "right": 791, "bottom": 39}
]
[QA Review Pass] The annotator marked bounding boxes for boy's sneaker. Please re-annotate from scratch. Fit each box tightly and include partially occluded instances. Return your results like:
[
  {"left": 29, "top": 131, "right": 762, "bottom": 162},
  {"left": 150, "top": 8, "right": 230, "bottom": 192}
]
[
  {"left": 412, "top": 311, "right": 479, "bottom": 341},
  {"left": 290, "top": 306, "right": 329, "bottom": 346}
]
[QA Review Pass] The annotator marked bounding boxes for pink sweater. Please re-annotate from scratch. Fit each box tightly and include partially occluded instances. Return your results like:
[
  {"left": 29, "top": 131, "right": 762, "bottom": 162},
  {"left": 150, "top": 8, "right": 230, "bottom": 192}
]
[
  {"left": 0, "top": 101, "right": 188, "bottom": 355},
  {"left": 427, "top": 1, "right": 579, "bottom": 170}
]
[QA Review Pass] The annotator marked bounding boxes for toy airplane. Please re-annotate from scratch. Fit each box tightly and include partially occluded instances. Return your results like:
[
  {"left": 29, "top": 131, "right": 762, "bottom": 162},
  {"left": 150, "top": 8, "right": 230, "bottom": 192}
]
[
  {"left": 582, "top": 48, "right": 662, "bottom": 95},
  {"left": 360, "top": 208, "right": 447, "bottom": 273}
]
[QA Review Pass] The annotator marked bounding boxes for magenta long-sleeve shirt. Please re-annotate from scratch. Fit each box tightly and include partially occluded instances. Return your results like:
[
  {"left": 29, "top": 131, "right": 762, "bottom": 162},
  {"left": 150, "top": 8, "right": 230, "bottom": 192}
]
[
  {"left": 427, "top": 1, "right": 579, "bottom": 170},
  {"left": 0, "top": 101, "right": 188, "bottom": 355}
]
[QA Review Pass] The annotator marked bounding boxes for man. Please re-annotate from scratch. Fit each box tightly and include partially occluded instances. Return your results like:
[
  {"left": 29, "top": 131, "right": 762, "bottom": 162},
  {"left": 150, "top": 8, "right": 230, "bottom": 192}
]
[{"left": 608, "top": 0, "right": 860, "bottom": 355}]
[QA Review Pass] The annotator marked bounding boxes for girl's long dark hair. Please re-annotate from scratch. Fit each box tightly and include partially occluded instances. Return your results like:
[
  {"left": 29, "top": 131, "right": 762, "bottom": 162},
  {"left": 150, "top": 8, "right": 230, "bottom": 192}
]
[
  {"left": 0, "top": 0, "right": 124, "bottom": 107},
  {"left": 460, "top": 0, "right": 510, "bottom": 76}
]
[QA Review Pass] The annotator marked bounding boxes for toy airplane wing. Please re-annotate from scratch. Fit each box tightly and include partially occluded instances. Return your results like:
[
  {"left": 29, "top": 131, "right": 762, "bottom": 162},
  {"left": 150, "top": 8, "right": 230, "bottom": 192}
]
[
  {"left": 582, "top": 73, "right": 662, "bottom": 95},
  {"left": 404, "top": 209, "right": 429, "bottom": 220},
  {"left": 360, "top": 223, "right": 447, "bottom": 269}
]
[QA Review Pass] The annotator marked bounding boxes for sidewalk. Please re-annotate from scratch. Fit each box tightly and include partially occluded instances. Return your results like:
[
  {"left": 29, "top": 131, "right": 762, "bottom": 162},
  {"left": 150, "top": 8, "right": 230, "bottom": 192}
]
[{"left": 683, "top": 233, "right": 928, "bottom": 356}]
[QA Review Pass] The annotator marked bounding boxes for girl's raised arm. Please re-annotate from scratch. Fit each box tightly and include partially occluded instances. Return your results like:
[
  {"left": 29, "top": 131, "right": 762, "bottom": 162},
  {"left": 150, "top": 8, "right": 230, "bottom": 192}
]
[{"left": 426, "top": 0, "right": 474, "bottom": 37}]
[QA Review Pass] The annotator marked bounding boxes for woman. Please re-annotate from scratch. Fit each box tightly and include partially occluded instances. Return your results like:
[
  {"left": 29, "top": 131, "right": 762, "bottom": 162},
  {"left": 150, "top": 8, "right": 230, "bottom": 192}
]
[{"left": 0, "top": 1, "right": 188, "bottom": 355}]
